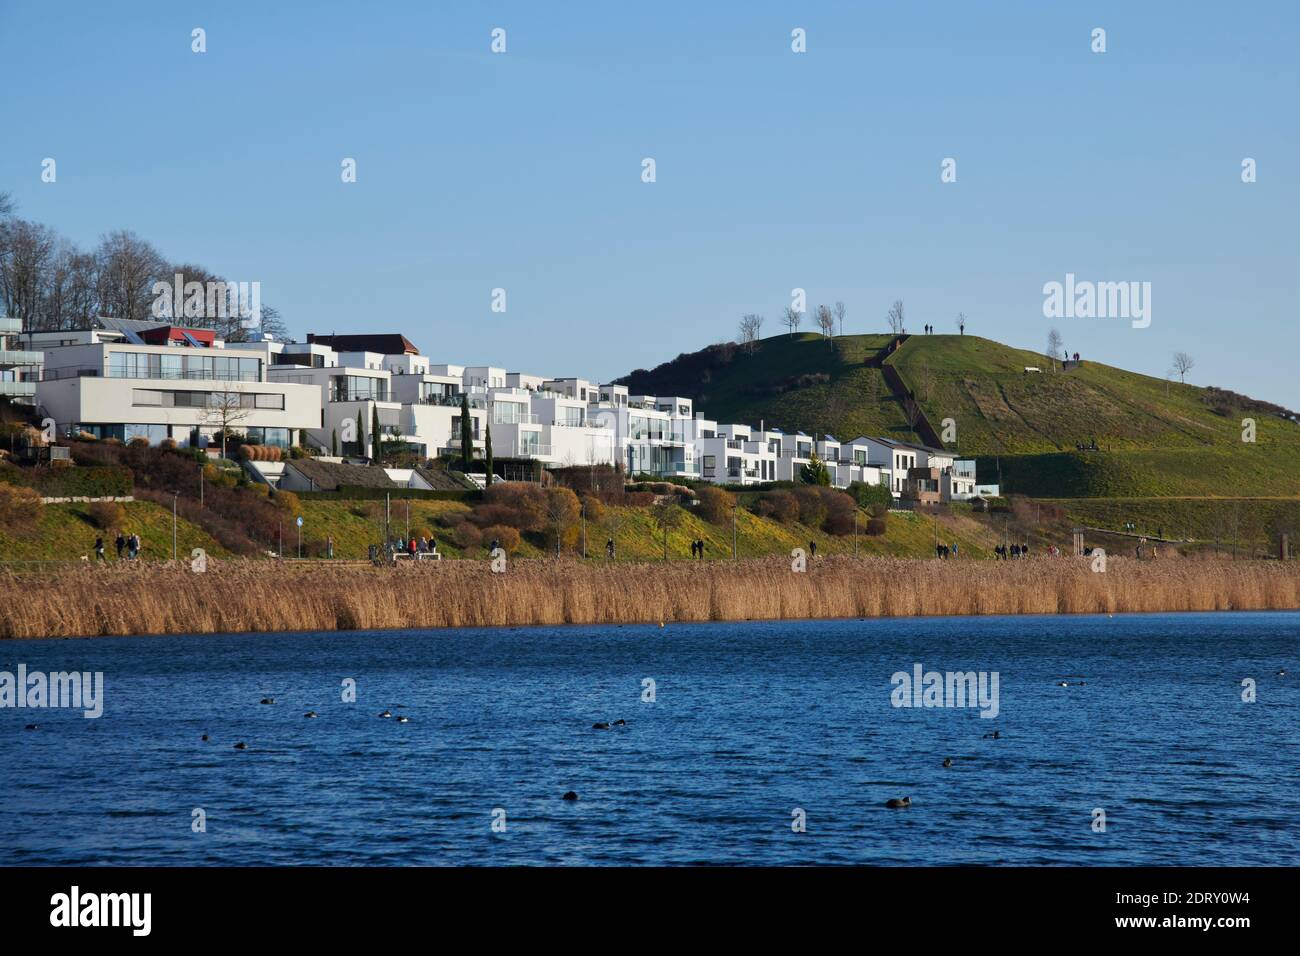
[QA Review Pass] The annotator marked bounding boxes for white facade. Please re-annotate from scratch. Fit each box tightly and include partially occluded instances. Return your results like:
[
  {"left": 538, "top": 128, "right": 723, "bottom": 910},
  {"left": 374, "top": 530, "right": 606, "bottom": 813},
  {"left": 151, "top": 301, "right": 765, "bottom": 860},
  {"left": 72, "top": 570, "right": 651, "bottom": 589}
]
[
  {"left": 0, "top": 316, "right": 41, "bottom": 402},
  {"left": 36, "top": 335, "right": 318, "bottom": 447},
  {"left": 30, "top": 323, "right": 960, "bottom": 499}
]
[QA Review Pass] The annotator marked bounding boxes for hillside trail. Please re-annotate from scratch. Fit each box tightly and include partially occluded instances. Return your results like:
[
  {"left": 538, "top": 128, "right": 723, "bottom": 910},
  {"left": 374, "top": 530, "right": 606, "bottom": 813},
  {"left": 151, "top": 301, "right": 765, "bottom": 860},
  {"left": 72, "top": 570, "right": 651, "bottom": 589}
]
[{"left": 872, "top": 334, "right": 946, "bottom": 450}]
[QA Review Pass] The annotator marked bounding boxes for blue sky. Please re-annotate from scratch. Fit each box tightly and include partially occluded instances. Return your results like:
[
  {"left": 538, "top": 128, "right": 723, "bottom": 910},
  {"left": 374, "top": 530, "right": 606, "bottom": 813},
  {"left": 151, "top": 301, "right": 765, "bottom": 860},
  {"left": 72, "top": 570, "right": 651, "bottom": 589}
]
[{"left": 3, "top": 1, "right": 1297, "bottom": 406}]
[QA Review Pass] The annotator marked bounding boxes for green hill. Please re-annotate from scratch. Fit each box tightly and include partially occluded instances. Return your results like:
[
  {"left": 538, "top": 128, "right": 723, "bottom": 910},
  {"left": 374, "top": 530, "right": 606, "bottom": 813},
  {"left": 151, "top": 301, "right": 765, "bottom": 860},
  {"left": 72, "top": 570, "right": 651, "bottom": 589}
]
[{"left": 617, "top": 332, "right": 1300, "bottom": 498}]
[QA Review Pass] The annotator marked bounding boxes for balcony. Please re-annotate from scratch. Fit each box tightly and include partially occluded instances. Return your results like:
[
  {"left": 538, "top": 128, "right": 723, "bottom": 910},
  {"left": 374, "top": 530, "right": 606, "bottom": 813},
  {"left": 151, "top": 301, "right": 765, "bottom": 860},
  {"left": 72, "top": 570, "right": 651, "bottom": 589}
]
[
  {"left": 0, "top": 349, "right": 42, "bottom": 366},
  {"left": 0, "top": 381, "right": 35, "bottom": 397},
  {"left": 510, "top": 443, "right": 552, "bottom": 458},
  {"left": 0, "top": 318, "right": 22, "bottom": 334}
]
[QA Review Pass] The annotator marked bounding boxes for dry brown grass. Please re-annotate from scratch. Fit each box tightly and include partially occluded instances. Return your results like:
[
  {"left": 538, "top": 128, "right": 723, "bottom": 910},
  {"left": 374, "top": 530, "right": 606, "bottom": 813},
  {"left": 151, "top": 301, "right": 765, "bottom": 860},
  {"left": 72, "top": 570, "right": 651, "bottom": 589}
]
[{"left": 2, "top": 556, "right": 1298, "bottom": 640}]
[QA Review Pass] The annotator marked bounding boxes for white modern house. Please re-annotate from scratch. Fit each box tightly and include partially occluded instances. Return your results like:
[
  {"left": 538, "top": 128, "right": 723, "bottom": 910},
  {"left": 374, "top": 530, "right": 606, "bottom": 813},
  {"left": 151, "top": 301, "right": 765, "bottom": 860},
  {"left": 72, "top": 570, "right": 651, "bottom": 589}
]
[{"left": 33, "top": 321, "right": 319, "bottom": 447}]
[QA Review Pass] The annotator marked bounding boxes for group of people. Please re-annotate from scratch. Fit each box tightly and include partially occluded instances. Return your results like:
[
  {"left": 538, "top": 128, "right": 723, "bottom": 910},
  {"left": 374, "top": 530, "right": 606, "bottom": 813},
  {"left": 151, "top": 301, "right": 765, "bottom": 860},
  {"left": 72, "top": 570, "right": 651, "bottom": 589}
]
[
  {"left": 390, "top": 535, "right": 439, "bottom": 558},
  {"left": 689, "top": 539, "right": 707, "bottom": 558},
  {"left": 93, "top": 532, "right": 142, "bottom": 561},
  {"left": 993, "top": 543, "right": 1031, "bottom": 560},
  {"left": 934, "top": 543, "right": 958, "bottom": 559},
  {"left": 1074, "top": 438, "right": 1100, "bottom": 451}
]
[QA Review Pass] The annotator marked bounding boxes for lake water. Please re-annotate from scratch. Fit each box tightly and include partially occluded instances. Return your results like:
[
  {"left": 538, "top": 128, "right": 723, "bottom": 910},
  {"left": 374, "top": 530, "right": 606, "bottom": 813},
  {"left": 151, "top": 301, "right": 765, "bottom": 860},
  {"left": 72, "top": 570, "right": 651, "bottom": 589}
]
[{"left": 2, "top": 612, "right": 1297, "bottom": 866}]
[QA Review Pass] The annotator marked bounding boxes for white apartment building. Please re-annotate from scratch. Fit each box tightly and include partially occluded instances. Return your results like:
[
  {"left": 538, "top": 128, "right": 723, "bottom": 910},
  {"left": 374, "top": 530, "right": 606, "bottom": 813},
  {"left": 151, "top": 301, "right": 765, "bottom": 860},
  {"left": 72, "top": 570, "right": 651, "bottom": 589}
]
[
  {"left": 33, "top": 321, "right": 319, "bottom": 447},
  {"left": 27, "top": 322, "right": 980, "bottom": 501}
]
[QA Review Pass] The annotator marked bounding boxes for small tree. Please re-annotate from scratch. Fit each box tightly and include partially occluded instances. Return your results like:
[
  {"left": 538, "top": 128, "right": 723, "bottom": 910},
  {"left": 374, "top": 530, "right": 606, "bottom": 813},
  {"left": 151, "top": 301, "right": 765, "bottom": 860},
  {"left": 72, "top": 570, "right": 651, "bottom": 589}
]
[
  {"left": 331, "top": 428, "right": 338, "bottom": 457},
  {"left": 782, "top": 306, "right": 802, "bottom": 337},
  {"left": 1172, "top": 351, "right": 1195, "bottom": 383},
  {"left": 651, "top": 499, "right": 684, "bottom": 560},
  {"left": 1046, "top": 329, "right": 1063, "bottom": 370},
  {"left": 201, "top": 386, "right": 252, "bottom": 460},
  {"left": 354, "top": 411, "right": 364, "bottom": 458},
  {"left": 887, "top": 300, "right": 906, "bottom": 334},
  {"left": 459, "top": 393, "right": 473, "bottom": 471},
  {"left": 484, "top": 423, "right": 494, "bottom": 487},
  {"left": 371, "top": 403, "right": 382, "bottom": 463},
  {"left": 956, "top": 312, "right": 966, "bottom": 335},
  {"left": 738, "top": 313, "right": 764, "bottom": 353},
  {"left": 902, "top": 396, "right": 924, "bottom": 442},
  {"left": 542, "top": 487, "right": 580, "bottom": 555},
  {"left": 834, "top": 301, "right": 847, "bottom": 337},
  {"left": 800, "top": 452, "right": 832, "bottom": 486},
  {"left": 816, "top": 304, "right": 835, "bottom": 339}
]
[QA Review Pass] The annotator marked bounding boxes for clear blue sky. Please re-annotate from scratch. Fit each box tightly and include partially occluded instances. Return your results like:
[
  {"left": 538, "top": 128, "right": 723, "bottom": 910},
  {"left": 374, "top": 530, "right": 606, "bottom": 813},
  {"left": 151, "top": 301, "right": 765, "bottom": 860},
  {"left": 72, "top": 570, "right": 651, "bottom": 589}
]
[{"left": 3, "top": 1, "right": 1297, "bottom": 407}]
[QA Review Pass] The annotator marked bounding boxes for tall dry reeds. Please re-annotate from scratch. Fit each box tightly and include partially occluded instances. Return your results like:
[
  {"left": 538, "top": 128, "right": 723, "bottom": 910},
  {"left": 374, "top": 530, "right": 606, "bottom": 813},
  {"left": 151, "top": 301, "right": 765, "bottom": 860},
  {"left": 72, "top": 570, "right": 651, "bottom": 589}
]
[{"left": 1, "top": 556, "right": 1297, "bottom": 640}]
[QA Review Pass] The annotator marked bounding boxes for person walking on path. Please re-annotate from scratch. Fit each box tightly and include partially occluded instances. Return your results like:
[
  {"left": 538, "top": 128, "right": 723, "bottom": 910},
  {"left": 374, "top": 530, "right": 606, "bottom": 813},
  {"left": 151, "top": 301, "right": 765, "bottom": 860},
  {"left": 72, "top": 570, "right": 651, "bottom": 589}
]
[
  {"left": 94, "top": 536, "right": 105, "bottom": 561},
  {"left": 115, "top": 533, "right": 125, "bottom": 560}
]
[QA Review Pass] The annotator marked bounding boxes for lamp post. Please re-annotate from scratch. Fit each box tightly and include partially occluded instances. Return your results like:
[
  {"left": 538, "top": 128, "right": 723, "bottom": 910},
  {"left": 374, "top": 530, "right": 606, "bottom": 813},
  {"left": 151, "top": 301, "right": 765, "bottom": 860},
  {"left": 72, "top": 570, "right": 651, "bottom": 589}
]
[
  {"left": 731, "top": 504, "right": 737, "bottom": 560},
  {"left": 172, "top": 492, "right": 178, "bottom": 562}
]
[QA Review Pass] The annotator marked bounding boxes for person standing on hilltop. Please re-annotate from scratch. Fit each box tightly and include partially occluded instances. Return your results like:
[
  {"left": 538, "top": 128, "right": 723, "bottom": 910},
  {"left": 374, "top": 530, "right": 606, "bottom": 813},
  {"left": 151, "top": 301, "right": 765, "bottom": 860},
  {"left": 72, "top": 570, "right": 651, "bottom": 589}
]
[
  {"left": 94, "top": 536, "right": 105, "bottom": 561},
  {"left": 115, "top": 532, "right": 125, "bottom": 560}
]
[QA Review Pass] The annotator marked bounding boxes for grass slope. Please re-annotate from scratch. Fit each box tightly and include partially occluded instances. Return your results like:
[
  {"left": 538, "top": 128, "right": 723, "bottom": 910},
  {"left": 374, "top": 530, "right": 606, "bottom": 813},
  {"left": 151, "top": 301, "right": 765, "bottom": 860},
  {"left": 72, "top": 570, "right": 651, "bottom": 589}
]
[
  {"left": 295, "top": 498, "right": 1001, "bottom": 561},
  {"left": 618, "top": 332, "right": 1300, "bottom": 498},
  {"left": 0, "top": 501, "right": 229, "bottom": 562},
  {"left": 886, "top": 334, "right": 1300, "bottom": 454}
]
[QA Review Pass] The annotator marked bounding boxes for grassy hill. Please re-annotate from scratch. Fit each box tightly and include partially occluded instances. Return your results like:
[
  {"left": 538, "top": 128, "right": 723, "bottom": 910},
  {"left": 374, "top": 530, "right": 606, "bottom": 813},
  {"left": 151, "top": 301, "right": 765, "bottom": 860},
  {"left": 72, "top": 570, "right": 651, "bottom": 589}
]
[
  {"left": 0, "top": 500, "right": 229, "bottom": 562},
  {"left": 617, "top": 332, "right": 1300, "bottom": 497}
]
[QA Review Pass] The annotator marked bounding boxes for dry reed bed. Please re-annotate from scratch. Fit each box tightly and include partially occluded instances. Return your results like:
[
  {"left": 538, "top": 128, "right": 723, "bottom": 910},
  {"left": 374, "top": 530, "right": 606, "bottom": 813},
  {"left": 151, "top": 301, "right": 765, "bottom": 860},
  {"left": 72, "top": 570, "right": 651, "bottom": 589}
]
[{"left": 0, "top": 557, "right": 1297, "bottom": 639}]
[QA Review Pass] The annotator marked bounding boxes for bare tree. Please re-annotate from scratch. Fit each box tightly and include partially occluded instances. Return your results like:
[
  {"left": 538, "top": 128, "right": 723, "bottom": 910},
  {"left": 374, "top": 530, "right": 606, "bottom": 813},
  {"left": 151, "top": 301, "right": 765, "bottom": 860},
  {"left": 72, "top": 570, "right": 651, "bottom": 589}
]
[
  {"left": 887, "top": 299, "right": 905, "bottom": 334},
  {"left": 902, "top": 396, "right": 923, "bottom": 442},
  {"left": 738, "top": 313, "right": 764, "bottom": 353},
  {"left": 815, "top": 304, "right": 835, "bottom": 338},
  {"left": 95, "top": 230, "right": 169, "bottom": 322},
  {"left": 956, "top": 312, "right": 966, "bottom": 335},
  {"left": 542, "top": 487, "right": 580, "bottom": 556},
  {"left": 0, "top": 192, "right": 14, "bottom": 218},
  {"left": 834, "top": 301, "right": 847, "bottom": 337},
  {"left": 651, "top": 499, "right": 684, "bottom": 560},
  {"left": 0, "top": 219, "right": 58, "bottom": 323},
  {"left": 1046, "top": 328, "right": 1063, "bottom": 370},
  {"left": 782, "top": 306, "right": 802, "bottom": 337},
  {"left": 1172, "top": 351, "right": 1195, "bottom": 383},
  {"left": 201, "top": 386, "right": 253, "bottom": 460}
]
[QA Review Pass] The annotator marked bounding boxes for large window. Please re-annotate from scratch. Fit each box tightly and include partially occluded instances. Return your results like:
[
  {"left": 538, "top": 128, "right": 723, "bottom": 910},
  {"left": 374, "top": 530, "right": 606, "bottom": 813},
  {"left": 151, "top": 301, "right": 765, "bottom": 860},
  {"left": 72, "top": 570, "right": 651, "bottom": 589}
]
[
  {"left": 109, "top": 351, "right": 260, "bottom": 382},
  {"left": 492, "top": 401, "right": 525, "bottom": 425},
  {"left": 245, "top": 427, "right": 290, "bottom": 448},
  {"left": 329, "top": 375, "right": 388, "bottom": 402},
  {"left": 132, "top": 388, "right": 285, "bottom": 410}
]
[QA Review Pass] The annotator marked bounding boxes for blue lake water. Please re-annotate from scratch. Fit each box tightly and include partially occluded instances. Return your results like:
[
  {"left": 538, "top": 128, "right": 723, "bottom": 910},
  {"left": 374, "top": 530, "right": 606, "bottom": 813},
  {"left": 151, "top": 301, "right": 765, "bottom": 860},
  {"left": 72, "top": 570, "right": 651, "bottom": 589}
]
[{"left": 2, "top": 611, "right": 1297, "bottom": 866}]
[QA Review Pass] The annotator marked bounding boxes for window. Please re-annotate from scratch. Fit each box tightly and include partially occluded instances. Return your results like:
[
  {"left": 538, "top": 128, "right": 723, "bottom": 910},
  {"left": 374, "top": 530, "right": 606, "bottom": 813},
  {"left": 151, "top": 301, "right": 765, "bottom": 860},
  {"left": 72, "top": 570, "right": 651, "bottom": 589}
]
[
  {"left": 493, "top": 402, "right": 525, "bottom": 425},
  {"left": 132, "top": 389, "right": 164, "bottom": 406},
  {"left": 254, "top": 393, "right": 284, "bottom": 410},
  {"left": 330, "top": 375, "right": 388, "bottom": 402}
]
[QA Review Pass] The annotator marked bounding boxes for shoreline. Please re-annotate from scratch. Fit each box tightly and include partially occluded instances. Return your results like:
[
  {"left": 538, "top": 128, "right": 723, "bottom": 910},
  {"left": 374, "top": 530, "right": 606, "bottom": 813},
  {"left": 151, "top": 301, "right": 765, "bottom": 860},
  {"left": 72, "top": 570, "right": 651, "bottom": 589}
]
[{"left": 4, "top": 556, "right": 1299, "bottom": 640}]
